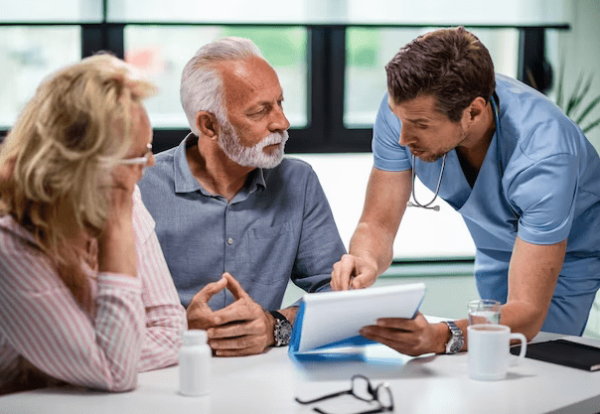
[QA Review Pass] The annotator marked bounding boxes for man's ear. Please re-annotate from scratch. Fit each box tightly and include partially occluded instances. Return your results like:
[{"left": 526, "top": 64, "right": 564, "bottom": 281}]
[
  {"left": 196, "top": 111, "right": 219, "bottom": 140},
  {"left": 466, "top": 97, "right": 488, "bottom": 123}
]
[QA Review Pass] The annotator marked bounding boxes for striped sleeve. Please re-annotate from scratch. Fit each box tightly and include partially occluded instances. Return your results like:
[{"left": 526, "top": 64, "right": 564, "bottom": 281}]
[
  {"left": 0, "top": 227, "right": 146, "bottom": 392},
  {"left": 132, "top": 186, "right": 186, "bottom": 372}
]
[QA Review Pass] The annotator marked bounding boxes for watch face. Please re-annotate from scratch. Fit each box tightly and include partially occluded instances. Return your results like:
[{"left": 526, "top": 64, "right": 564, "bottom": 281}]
[
  {"left": 448, "top": 337, "right": 464, "bottom": 353},
  {"left": 275, "top": 319, "right": 292, "bottom": 346},
  {"left": 444, "top": 321, "right": 464, "bottom": 354}
]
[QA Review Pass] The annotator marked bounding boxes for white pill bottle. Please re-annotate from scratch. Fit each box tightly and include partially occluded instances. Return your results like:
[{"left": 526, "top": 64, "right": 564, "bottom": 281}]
[{"left": 179, "top": 330, "right": 211, "bottom": 396}]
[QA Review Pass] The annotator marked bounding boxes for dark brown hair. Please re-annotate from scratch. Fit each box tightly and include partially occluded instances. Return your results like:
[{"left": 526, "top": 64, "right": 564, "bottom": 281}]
[{"left": 385, "top": 27, "right": 495, "bottom": 122}]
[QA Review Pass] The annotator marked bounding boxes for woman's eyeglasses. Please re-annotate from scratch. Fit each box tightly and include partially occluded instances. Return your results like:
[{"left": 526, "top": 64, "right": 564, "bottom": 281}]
[
  {"left": 295, "top": 375, "right": 394, "bottom": 414},
  {"left": 118, "top": 143, "right": 153, "bottom": 166}
]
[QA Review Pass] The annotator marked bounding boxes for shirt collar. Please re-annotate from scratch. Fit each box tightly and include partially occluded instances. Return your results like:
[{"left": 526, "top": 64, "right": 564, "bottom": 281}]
[
  {"left": 174, "top": 133, "right": 203, "bottom": 194},
  {"left": 173, "top": 133, "right": 267, "bottom": 196}
]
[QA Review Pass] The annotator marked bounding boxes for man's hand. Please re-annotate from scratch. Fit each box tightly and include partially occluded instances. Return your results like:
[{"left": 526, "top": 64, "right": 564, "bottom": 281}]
[
  {"left": 187, "top": 277, "right": 228, "bottom": 330},
  {"left": 331, "top": 254, "right": 378, "bottom": 290},
  {"left": 359, "top": 313, "right": 449, "bottom": 356},
  {"left": 207, "top": 273, "right": 274, "bottom": 357}
]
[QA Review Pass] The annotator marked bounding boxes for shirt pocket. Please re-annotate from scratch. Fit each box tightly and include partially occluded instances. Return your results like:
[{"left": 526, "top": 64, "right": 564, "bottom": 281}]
[{"left": 246, "top": 222, "right": 294, "bottom": 285}]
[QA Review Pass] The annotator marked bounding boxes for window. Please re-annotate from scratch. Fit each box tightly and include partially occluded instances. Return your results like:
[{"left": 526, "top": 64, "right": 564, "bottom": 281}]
[
  {"left": 0, "top": 0, "right": 572, "bottom": 261},
  {"left": 124, "top": 26, "right": 307, "bottom": 129},
  {"left": 0, "top": 27, "right": 81, "bottom": 128},
  {"left": 345, "top": 27, "right": 519, "bottom": 127}
]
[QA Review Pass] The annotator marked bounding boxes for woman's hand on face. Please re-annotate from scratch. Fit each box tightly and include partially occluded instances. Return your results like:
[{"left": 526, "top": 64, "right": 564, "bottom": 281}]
[
  {"left": 96, "top": 165, "right": 140, "bottom": 277},
  {"left": 97, "top": 104, "right": 153, "bottom": 277}
]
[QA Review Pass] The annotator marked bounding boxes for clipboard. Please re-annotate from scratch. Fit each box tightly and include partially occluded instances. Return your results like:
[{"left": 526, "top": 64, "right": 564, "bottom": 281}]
[{"left": 288, "top": 283, "right": 426, "bottom": 361}]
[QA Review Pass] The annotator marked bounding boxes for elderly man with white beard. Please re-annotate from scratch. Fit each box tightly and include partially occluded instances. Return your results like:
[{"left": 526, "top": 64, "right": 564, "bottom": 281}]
[{"left": 139, "top": 37, "right": 346, "bottom": 357}]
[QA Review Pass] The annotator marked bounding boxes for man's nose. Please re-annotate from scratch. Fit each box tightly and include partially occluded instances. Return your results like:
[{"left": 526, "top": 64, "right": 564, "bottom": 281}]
[
  {"left": 269, "top": 105, "right": 290, "bottom": 133},
  {"left": 399, "top": 129, "right": 414, "bottom": 147}
]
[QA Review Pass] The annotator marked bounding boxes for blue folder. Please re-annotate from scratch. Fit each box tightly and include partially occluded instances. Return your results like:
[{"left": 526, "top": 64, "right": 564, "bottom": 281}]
[{"left": 288, "top": 283, "right": 426, "bottom": 363}]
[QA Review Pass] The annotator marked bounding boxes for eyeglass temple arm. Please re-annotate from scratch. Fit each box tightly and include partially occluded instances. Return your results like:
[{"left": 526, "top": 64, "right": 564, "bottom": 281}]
[
  {"left": 314, "top": 405, "right": 392, "bottom": 414},
  {"left": 295, "top": 389, "right": 352, "bottom": 405},
  {"left": 315, "top": 404, "right": 394, "bottom": 414}
]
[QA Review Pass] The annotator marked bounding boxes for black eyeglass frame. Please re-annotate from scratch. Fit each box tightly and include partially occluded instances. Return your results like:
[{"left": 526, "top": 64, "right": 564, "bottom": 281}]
[{"left": 295, "top": 374, "right": 394, "bottom": 414}]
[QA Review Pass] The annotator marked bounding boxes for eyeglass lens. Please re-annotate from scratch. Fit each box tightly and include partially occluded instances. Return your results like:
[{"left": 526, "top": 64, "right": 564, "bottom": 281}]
[
  {"left": 375, "top": 384, "right": 394, "bottom": 410},
  {"left": 351, "top": 375, "right": 376, "bottom": 402}
]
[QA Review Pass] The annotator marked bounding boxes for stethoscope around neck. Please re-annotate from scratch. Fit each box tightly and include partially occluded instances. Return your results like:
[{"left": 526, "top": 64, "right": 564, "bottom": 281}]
[
  {"left": 406, "top": 153, "right": 447, "bottom": 211},
  {"left": 406, "top": 95, "right": 499, "bottom": 212}
]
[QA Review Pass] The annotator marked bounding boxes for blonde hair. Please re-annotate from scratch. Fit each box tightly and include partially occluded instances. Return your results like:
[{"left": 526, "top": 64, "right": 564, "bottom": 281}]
[{"left": 0, "top": 54, "right": 156, "bottom": 299}]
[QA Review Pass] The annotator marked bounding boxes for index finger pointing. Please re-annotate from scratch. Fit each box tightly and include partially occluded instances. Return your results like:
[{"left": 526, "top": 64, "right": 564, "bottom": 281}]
[{"left": 337, "top": 254, "right": 356, "bottom": 291}]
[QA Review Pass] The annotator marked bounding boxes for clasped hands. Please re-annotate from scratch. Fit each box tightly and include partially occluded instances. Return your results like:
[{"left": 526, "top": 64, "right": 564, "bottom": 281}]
[{"left": 186, "top": 272, "right": 275, "bottom": 357}]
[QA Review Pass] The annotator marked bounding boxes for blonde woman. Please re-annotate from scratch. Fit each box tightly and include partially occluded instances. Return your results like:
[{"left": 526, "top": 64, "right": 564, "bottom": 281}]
[{"left": 0, "top": 55, "right": 186, "bottom": 394}]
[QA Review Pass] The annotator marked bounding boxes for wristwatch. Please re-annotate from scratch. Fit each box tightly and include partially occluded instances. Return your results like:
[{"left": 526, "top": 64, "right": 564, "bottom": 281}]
[
  {"left": 269, "top": 310, "right": 292, "bottom": 347},
  {"left": 443, "top": 321, "right": 464, "bottom": 354}
]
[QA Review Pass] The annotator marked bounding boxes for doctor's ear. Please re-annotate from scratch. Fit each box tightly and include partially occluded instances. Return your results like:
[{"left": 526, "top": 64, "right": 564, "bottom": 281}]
[
  {"left": 465, "top": 97, "right": 488, "bottom": 123},
  {"left": 195, "top": 111, "right": 220, "bottom": 140}
]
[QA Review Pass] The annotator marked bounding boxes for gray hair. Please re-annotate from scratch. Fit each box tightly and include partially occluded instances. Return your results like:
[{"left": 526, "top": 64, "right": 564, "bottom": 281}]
[{"left": 180, "top": 37, "right": 263, "bottom": 135}]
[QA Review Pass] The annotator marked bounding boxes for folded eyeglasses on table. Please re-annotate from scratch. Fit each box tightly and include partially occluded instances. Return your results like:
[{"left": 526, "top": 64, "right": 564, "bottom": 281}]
[{"left": 295, "top": 374, "right": 394, "bottom": 414}]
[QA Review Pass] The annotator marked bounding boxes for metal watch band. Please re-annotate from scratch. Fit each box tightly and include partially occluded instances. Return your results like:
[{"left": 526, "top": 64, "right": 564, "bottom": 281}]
[
  {"left": 269, "top": 310, "right": 292, "bottom": 347},
  {"left": 443, "top": 320, "right": 464, "bottom": 354}
]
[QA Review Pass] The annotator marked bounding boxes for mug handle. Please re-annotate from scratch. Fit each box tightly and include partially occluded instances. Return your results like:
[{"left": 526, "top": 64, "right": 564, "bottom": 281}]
[{"left": 509, "top": 333, "right": 527, "bottom": 366}]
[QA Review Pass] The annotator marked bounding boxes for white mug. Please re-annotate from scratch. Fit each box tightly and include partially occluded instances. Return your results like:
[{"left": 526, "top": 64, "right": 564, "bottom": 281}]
[{"left": 467, "top": 324, "right": 527, "bottom": 381}]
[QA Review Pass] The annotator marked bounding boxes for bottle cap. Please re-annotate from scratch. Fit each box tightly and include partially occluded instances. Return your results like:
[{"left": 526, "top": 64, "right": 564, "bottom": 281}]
[{"left": 182, "top": 329, "right": 208, "bottom": 346}]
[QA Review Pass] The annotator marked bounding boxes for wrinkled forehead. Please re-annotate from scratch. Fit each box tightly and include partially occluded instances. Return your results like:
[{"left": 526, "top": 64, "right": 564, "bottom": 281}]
[{"left": 218, "top": 57, "right": 283, "bottom": 109}]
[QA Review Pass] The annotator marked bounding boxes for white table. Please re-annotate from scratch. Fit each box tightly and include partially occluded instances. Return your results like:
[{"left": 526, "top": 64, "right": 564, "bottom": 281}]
[{"left": 2, "top": 333, "right": 600, "bottom": 414}]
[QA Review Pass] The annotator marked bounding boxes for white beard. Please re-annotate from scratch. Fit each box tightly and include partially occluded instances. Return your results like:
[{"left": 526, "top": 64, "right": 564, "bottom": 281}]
[{"left": 217, "top": 121, "right": 289, "bottom": 169}]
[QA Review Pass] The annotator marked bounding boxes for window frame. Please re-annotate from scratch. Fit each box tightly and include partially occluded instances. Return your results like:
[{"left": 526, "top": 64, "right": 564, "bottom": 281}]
[{"left": 0, "top": 3, "right": 569, "bottom": 153}]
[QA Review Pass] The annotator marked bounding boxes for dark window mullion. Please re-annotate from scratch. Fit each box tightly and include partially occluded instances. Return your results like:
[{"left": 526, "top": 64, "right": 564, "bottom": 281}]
[
  {"left": 81, "top": 26, "right": 103, "bottom": 57},
  {"left": 518, "top": 27, "right": 552, "bottom": 94},
  {"left": 106, "top": 24, "right": 125, "bottom": 59},
  {"left": 330, "top": 27, "right": 372, "bottom": 153},
  {"left": 328, "top": 27, "right": 345, "bottom": 135},
  {"left": 284, "top": 26, "right": 327, "bottom": 154}
]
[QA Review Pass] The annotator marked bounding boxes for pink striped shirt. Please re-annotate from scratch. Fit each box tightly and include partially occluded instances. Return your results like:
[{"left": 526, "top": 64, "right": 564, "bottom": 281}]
[{"left": 0, "top": 187, "right": 186, "bottom": 393}]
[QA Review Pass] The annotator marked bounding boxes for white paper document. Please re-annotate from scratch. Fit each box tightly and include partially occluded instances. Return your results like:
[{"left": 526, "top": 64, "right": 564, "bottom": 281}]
[{"left": 292, "top": 283, "right": 426, "bottom": 353}]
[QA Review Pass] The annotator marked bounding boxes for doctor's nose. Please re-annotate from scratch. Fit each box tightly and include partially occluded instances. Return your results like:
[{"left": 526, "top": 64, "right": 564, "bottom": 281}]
[{"left": 399, "top": 130, "right": 415, "bottom": 147}]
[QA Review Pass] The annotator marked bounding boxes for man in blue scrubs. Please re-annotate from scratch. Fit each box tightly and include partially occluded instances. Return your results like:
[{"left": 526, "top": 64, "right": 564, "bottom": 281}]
[{"left": 331, "top": 27, "right": 600, "bottom": 356}]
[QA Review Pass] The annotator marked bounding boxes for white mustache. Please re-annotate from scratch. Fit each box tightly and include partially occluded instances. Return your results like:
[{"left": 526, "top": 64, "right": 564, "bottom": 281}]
[{"left": 257, "top": 131, "right": 289, "bottom": 149}]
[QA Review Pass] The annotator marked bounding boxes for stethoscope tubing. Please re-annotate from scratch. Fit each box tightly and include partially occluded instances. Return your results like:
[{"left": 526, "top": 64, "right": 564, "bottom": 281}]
[{"left": 407, "top": 153, "right": 446, "bottom": 211}]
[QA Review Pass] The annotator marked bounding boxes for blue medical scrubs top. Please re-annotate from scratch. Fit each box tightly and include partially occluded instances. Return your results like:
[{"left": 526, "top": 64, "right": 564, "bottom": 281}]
[{"left": 373, "top": 74, "right": 600, "bottom": 335}]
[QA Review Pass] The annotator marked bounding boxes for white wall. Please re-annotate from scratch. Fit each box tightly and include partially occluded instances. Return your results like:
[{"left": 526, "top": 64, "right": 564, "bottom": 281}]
[
  {"left": 556, "top": 0, "right": 600, "bottom": 338},
  {"left": 554, "top": 0, "right": 600, "bottom": 150}
]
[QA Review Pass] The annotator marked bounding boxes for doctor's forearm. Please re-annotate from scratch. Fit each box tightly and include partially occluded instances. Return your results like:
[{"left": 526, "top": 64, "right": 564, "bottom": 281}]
[
  {"left": 502, "top": 237, "right": 566, "bottom": 340},
  {"left": 498, "top": 301, "right": 549, "bottom": 341},
  {"left": 349, "top": 222, "right": 395, "bottom": 276}
]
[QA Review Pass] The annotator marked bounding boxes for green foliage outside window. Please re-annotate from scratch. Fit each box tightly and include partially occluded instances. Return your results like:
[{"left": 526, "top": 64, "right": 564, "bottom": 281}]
[
  {"left": 222, "top": 27, "right": 306, "bottom": 67},
  {"left": 347, "top": 28, "right": 380, "bottom": 68}
]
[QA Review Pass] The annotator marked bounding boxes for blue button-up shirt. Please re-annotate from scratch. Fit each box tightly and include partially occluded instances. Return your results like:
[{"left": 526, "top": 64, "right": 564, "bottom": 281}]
[{"left": 139, "top": 135, "right": 346, "bottom": 311}]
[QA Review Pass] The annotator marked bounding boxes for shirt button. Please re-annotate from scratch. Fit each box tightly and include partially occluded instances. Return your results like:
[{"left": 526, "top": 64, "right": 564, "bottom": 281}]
[{"left": 227, "top": 237, "right": 234, "bottom": 245}]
